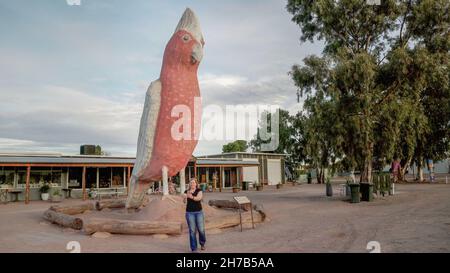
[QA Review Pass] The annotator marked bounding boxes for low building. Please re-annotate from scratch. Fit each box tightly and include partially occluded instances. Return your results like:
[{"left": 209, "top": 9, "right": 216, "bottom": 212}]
[
  {"left": 0, "top": 153, "right": 134, "bottom": 203},
  {"left": 198, "top": 152, "right": 287, "bottom": 186},
  {"left": 0, "top": 151, "right": 287, "bottom": 203}
]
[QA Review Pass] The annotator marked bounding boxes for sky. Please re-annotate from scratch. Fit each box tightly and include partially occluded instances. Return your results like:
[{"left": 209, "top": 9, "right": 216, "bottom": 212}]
[{"left": 0, "top": 0, "right": 323, "bottom": 156}]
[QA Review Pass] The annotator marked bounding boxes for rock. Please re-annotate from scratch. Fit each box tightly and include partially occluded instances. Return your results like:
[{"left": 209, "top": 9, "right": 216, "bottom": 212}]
[
  {"left": 39, "top": 221, "right": 49, "bottom": 226},
  {"left": 91, "top": 232, "right": 112, "bottom": 239},
  {"left": 152, "top": 234, "right": 169, "bottom": 239},
  {"left": 83, "top": 210, "right": 92, "bottom": 214}
]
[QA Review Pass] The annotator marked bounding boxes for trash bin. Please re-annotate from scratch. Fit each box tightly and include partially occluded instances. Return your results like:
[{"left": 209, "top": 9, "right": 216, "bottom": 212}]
[
  {"left": 242, "top": 181, "right": 249, "bottom": 191},
  {"left": 360, "top": 182, "right": 373, "bottom": 202},
  {"left": 349, "top": 183, "right": 360, "bottom": 203},
  {"left": 307, "top": 172, "right": 312, "bottom": 184},
  {"left": 345, "top": 184, "right": 351, "bottom": 196}
]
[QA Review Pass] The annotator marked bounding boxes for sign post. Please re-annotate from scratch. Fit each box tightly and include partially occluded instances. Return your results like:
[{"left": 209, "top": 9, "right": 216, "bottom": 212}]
[{"left": 233, "top": 196, "right": 254, "bottom": 232}]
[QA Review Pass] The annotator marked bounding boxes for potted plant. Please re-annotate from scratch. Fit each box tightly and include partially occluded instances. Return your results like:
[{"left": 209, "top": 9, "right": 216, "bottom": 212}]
[
  {"left": 232, "top": 186, "right": 240, "bottom": 193},
  {"left": 256, "top": 184, "right": 263, "bottom": 191},
  {"left": 276, "top": 183, "right": 283, "bottom": 189},
  {"left": 39, "top": 184, "right": 50, "bottom": 201},
  {"left": 88, "top": 186, "right": 97, "bottom": 199},
  {"left": 326, "top": 177, "right": 333, "bottom": 197},
  {"left": 51, "top": 189, "right": 62, "bottom": 203}
]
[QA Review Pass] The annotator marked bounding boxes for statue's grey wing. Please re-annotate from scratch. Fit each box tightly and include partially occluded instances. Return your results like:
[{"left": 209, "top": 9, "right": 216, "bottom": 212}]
[{"left": 126, "top": 79, "right": 161, "bottom": 209}]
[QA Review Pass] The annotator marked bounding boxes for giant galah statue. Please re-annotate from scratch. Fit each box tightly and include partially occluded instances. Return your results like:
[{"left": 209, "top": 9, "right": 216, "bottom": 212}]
[{"left": 126, "top": 8, "right": 204, "bottom": 209}]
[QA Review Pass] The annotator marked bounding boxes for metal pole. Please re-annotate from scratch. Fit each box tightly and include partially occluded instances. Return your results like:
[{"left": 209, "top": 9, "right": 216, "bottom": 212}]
[
  {"left": 25, "top": 165, "right": 31, "bottom": 204},
  {"left": 82, "top": 166, "right": 86, "bottom": 201},
  {"left": 180, "top": 167, "right": 186, "bottom": 194},
  {"left": 238, "top": 203, "right": 243, "bottom": 232},
  {"left": 250, "top": 202, "right": 255, "bottom": 229}
]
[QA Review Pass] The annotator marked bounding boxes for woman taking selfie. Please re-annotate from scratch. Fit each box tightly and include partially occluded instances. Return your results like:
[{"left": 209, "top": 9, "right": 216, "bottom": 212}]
[{"left": 183, "top": 178, "right": 206, "bottom": 252}]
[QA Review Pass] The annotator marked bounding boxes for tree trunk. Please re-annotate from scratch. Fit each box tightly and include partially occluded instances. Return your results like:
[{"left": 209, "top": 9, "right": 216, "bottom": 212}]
[
  {"left": 360, "top": 142, "right": 374, "bottom": 183},
  {"left": 416, "top": 157, "right": 424, "bottom": 182},
  {"left": 316, "top": 168, "right": 320, "bottom": 184},
  {"left": 399, "top": 157, "right": 412, "bottom": 182},
  {"left": 316, "top": 168, "right": 325, "bottom": 184},
  {"left": 50, "top": 203, "right": 94, "bottom": 215},
  {"left": 208, "top": 200, "right": 251, "bottom": 211},
  {"left": 43, "top": 209, "right": 83, "bottom": 230},
  {"left": 360, "top": 160, "right": 372, "bottom": 183},
  {"left": 84, "top": 218, "right": 182, "bottom": 235},
  {"left": 95, "top": 199, "right": 126, "bottom": 211}
]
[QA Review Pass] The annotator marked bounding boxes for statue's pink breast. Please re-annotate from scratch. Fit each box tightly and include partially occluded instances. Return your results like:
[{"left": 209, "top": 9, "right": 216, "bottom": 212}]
[{"left": 141, "top": 67, "right": 201, "bottom": 181}]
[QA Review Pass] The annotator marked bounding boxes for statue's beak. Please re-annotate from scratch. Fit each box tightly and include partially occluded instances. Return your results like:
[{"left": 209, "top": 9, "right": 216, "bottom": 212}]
[{"left": 191, "top": 43, "right": 203, "bottom": 64}]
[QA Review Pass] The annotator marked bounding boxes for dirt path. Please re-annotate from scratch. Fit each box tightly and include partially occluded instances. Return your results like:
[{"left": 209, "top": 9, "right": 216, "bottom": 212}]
[{"left": 0, "top": 183, "right": 449, "bottom": 253}]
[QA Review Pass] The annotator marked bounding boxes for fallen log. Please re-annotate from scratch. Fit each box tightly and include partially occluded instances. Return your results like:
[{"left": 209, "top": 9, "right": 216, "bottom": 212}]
[
  {"left": 50, "top": 203, "right": 95, "bottom": 215},
  {"left": 208, "top": 199, "right": 251, "bottom": 211},
  {"left": 95, "top": 199, "right": 126, "bottom": 211},
  {"left": 205, "top": 209, "right": 265, "bottom": 230},
  {"left": 43, "top": 209, "right": 83, "bottom": 230},
  {"left": 84, "top": 218, "right": 182, "bottom": 235}
]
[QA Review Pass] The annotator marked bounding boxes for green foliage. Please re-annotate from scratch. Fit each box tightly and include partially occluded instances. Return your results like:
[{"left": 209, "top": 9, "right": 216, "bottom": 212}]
[
  {"left": 52, "top": 189, "right": 61, "bottom": 196},
  {"left": 287, "top": 0, "right": 450, "bottom": 181},
  {"left": 39, "top": 184, "right": 50, "bottom": 194},
  {"left": 222, "top": 140, "right": 248, "bottom": 153},
  {"left": 95, "top": 145, "right": 102, "bottom": 155}
]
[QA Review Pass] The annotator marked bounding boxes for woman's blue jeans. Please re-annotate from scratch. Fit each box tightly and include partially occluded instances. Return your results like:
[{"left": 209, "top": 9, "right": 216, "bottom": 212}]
[{"left": 185, "top": 211, "right": 206, "bottom": 251}]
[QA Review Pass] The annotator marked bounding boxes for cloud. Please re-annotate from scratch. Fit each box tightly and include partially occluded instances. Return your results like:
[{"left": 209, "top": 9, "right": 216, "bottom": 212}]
[
  {"left": 0, "top": 85, "right": 143, "bottom": 155},
  {"left": 0, "top": 0, "right": 323, "bottom": 156}
]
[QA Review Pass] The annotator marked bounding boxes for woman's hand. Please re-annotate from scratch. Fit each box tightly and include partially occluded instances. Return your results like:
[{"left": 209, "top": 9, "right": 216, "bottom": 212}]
[{"left": 192, "top": 191, "right": 203, "bottom": 202}]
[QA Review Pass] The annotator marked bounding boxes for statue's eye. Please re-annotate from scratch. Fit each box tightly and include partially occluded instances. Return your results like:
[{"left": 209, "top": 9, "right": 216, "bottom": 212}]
[{"left": 182, "top": 34, "right": 191, "bottom": 42}]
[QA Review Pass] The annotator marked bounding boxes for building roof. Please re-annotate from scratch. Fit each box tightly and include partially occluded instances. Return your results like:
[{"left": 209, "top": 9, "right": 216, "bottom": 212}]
[
  {"left": 198, "top": 152, "right": 288, "bottom": 158},
  {"left": 196, "top": 158, "right": 260, "bottom": 166},
  {"left": 0, "top": 153, "right": 135, "bottom": 165},
  {"left": 0, "top": 152, "right": 271, "bottom": 166}
]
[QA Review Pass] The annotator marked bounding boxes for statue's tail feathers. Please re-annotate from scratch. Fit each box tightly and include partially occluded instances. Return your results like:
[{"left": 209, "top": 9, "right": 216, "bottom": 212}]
[{"left": 126, "top": 176, "right": 151, "bottom": 209}]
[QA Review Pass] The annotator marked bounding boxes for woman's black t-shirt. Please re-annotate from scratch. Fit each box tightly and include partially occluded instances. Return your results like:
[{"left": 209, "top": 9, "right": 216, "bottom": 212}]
[{"left": 185, "top": 188, "right": 203, "bottom": 212}]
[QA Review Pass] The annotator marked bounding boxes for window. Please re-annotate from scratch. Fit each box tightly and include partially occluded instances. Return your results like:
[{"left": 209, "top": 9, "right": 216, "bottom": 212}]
[
  {"left": 112, "top": 167, "right": 125, "bottom": 188},
  {"left": 0, "top": 167, "right": 15, "bottom": 187},
  {"left": 99, "top": 167, "right": 111, "bottom": 188},
  {"left": 68, "top": 167, "right": 82, "bottom": 189}
]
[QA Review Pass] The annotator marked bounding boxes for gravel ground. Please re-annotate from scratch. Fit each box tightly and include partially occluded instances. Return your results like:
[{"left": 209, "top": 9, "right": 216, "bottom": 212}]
[{"left": 0, "top": 183, "right": 449, "bottom": 253}]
